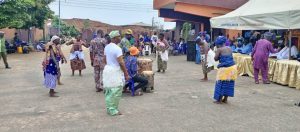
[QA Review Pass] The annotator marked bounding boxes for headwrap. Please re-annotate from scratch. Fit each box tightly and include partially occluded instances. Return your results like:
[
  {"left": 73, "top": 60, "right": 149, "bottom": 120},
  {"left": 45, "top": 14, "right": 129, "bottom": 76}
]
[
  {"left": 215, "top": 36, "right": 227, "bottom": 46},
  {"left": 93, "top": 33, "right": 97, "bottom": 39},
  {"left": 264, "top": 32, "right": 273, "bottom": 41},
  {"left": 198, "top": 31, "right": 210, "bottom": 42},
  {"left": 109, "top": 30, "right": 120, "bottom": 39},
  {"left": 51, "top": 35, "right": 60, "bottom": 43},
  {"left": 205, "top": 34, "right": 211, "bottom": 42},
  {"left": 198, "top": 31, "right": 206, "bottom": 37}
]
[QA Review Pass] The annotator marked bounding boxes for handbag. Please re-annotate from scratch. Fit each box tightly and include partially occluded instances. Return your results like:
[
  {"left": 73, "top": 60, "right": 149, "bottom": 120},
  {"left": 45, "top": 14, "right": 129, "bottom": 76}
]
[{"left": 160, "top": 50, "right": 169, "bottom": 61}]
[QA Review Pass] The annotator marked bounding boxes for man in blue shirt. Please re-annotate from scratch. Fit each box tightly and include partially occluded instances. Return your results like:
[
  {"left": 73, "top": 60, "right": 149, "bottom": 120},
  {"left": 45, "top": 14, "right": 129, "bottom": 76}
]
[
  {"left": 124, "top": 47, "right": 148, "bottom": 95},
  {"left": 234, "top": 39, "right": 243, "bottom": 53},
  {"left": 240, "top": 39, "right": 253, "bottom": 55}
]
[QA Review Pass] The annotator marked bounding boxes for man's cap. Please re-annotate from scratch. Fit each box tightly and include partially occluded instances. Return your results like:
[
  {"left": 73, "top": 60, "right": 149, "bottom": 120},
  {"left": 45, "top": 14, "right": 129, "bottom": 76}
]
[
  {"left": 129, "top": 46, "right": 139, "bottom": 56},
  {"left": 125, "top": 29, "right": 133, "bottom": 35},
  {"left": 109, "top": 30, "right": 121, "bottom": 39}
]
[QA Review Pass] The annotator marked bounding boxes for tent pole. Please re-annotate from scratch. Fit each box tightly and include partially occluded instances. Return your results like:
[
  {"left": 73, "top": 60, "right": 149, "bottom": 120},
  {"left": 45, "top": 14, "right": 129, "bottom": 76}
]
[
  {"left": 288, "top": 30, "right": 292, "bottom": 60},
  {"left": 210, "top": 28, "right": 213, "bottom": 44}
]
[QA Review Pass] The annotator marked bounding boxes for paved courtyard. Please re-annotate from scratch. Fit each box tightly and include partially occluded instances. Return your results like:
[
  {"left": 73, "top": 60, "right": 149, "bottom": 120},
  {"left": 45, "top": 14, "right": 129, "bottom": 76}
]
[{"left": 0, "top": 46, "right": 300, "bottom": 132}]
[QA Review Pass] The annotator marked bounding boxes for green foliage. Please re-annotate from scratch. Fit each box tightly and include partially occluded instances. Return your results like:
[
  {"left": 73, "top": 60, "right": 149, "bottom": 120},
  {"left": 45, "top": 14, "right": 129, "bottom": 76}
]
[
  {"left": 52, "top": 16, "right": 79, "bottom": 37},
  {"left": 0, "top": 0, "right": 33, "bottom": 28},
  {"left": 0, "top": 0, "right": 54, "bottom": 29},
  {"left": 20, "top": 0, "right": 54, "bottom": 29},
  {"left": 182, "top": 22, "right": 192, "bottom": 42}
]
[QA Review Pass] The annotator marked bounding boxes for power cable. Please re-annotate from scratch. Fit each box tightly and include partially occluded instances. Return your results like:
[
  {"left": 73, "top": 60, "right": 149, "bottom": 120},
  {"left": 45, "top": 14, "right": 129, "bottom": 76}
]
[
  {"left": 51, "top": 3, "right": 156, "bottom": 12},
  {"left": 69, "top": 0, "right": 152, "bottom": 6},
  {"left": 61, "top": 1, "right": 153, "bottom": 9}
]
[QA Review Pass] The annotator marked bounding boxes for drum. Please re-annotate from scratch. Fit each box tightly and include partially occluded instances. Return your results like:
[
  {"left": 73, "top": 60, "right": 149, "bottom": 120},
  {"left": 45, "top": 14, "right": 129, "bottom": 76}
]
[
  {"left": 137, "top": 58, "right": 153, "bottom": 74},
  {"left": 141, "top": 71, "right": 154, "bottom": 91}
]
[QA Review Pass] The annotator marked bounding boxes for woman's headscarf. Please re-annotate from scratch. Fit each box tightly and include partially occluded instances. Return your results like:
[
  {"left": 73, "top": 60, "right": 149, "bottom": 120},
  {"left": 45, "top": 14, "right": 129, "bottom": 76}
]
[
  {"left": 51, "top": 35, "right": 60, "bottom": 43},
  {"left": 215, "top": 36, "right": 227, "bottom": 46}
]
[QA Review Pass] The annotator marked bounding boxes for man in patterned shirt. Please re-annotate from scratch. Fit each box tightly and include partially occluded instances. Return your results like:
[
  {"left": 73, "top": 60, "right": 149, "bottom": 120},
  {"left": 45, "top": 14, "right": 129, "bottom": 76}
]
[
  {"left": 119, "top": 29, "right": 133, "bottom": 56},
  {"left": 90, "top": 30, "right": 107, "bottom": 92}
]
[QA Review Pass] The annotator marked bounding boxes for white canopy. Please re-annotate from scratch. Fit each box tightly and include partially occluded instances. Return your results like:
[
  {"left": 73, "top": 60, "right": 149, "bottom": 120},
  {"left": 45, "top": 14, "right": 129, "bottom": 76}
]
[{"left": 210, "top": 0, "right": 300, "bottom": 30}]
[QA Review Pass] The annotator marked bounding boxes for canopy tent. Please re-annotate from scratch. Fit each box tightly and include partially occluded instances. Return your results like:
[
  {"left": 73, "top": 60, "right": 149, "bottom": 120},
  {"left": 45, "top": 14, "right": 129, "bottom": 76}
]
[
  {"left": 209, "top": 0, "right": 300, "bottom": 59},
  {"left": 210, "top": 0, "right": 300, "bottom": 30}
]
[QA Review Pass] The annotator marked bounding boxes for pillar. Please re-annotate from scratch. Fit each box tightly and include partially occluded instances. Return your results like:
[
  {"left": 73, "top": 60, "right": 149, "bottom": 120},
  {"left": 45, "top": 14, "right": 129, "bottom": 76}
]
[{"left": 175, "top": 21, "right": 183, "bottom": 41}]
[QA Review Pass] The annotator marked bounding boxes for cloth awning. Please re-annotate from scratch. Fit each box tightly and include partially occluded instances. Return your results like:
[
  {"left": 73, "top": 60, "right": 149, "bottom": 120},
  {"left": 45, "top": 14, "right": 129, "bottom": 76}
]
[{"left": 210, "top": 0, "right": 300, "bottom": 30}]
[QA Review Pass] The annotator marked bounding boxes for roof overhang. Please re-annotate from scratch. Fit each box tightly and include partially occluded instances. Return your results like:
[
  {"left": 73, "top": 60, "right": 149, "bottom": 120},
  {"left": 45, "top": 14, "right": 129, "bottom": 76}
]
[
  {"left": 159, "top": 9, "right": 210, "bottom": 24},
  {"left": 164, "top": 18, "right": 177, "bottom": 22},
  {"left": 174, "top": 2, "right": 232, "bottom": 18},
  {"left": 154, "top": 0, "right": 248, "bottom": 18}
]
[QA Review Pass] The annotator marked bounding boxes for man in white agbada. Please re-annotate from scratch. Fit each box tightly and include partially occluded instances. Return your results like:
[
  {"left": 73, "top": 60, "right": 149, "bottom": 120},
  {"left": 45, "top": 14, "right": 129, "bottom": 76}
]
[
  {"left": 103, "top": 30, "right": 129, "bottom": 116},
  {"left": 151, "top": 32, "right": 158, "bottom": 53},
  {"left": 273, "top": 44, "right": 299, "bottom": 60}
]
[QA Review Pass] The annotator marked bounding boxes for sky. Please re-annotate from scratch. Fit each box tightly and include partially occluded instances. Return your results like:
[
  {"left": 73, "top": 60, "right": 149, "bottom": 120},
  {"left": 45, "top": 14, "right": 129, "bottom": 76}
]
[{"left": 49, "top": 0, "right": 176, "bottom": 29}]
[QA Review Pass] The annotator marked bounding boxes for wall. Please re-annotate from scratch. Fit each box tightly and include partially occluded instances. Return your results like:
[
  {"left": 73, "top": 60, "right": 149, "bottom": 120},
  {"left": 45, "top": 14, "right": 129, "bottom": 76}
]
[
  {"left": 0, "top": 28, "right": 45, "bottom": 43},
  {"left": 225, "top": 29, "right": 242, "bottom": 39}
]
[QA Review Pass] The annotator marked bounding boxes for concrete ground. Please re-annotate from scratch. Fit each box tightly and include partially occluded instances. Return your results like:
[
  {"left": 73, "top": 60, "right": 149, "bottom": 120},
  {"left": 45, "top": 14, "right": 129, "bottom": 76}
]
[{"left": 0, "top": 46, "right": 300, "bottom": 132}]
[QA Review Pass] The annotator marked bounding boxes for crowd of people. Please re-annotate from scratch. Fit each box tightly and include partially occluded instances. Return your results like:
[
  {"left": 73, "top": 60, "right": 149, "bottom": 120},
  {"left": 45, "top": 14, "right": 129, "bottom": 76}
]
[
  {"left": 42, "top": 29, "right": 171, "bottom": 116},
  {"left": 1, "top": 26, "right": 299, "bottom": 115},
  {"left": 222, "top": 31, "right": 299, "bottom": 60},
  {"left": 194, "top": 30, "right": 300, "bottom": 103}
]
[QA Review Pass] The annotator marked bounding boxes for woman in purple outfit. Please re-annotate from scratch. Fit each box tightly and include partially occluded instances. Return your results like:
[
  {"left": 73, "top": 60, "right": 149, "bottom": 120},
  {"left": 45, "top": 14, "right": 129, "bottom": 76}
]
[{"left": 251, "top": 32, "right": 277, "bottom": 84}]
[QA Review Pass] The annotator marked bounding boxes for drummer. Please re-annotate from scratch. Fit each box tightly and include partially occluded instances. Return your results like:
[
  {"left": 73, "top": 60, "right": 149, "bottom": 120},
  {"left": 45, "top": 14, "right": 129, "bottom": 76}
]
[{"left": 124, "top": 47, "right": 148, "bottom": 95}]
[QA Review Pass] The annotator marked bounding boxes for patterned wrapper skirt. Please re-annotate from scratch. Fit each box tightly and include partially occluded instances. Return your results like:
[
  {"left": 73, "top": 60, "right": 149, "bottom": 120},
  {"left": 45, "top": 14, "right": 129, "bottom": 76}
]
[
  {"left": 213, "top": 65, "right": 238, "bottom": 101},
  {"left": 70, "top": 59, "right": 86, "bottom": 71},
  {"left": 44, "top": 59, "right": 58, "bottom": 89},
  {"left": 157, "top": 54, "right": 167, "bottom": 70}
]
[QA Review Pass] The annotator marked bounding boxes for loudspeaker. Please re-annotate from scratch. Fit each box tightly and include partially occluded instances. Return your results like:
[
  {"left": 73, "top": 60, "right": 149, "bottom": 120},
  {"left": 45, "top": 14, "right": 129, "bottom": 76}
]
[{"left": 187, "top": 41, "right": 196, "bottom": 61}]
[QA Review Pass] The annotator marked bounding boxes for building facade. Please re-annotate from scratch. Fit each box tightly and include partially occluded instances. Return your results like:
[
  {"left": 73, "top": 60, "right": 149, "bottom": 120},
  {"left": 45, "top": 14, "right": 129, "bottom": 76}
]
[{"left": 154, "top": 0, "right": 248, "bottom": 41}]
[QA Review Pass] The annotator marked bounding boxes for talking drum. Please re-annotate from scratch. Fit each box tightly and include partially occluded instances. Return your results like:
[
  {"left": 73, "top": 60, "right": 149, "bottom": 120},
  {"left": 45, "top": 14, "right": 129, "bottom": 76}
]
[
  {"left": 137, "top": 58, "right": 153, "bottom": 74},
  {"left": 141, "top": 71, "right": 154, "bottom": 91}
]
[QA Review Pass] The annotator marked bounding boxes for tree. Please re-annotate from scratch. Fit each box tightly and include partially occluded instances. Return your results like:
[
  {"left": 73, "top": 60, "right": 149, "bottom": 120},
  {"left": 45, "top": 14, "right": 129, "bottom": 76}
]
[
  {"left": 19, "top": 0, "right": 54, "bottom": 42},
  {"left": 182, "top": 22, "right": 192, "bottom": 42},
  {"left": 0, "top": 0, "right": 55, "bottom": 42},
  {"left": 0, "top": 0, "right": 34, "bottom": 28},
  {"left": 52, "top": 16, "right": 79, "bottom": 37}
]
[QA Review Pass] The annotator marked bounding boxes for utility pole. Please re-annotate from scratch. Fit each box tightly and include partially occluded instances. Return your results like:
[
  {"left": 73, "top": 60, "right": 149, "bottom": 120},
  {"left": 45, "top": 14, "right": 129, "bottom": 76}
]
[
  {"left": 152, "top": 17, "right": 154, "bottom": 34},
  {"left": 58, "top": 0, "right": 61, "bottom": 36}
]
